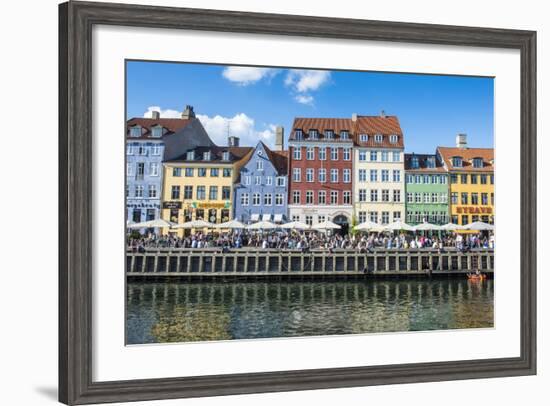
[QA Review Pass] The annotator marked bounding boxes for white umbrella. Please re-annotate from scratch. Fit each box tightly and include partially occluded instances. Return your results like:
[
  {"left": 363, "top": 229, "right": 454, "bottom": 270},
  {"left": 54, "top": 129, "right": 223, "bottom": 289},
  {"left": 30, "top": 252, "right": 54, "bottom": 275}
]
[
  {"left": 311, "top": 220, "right": 341, "bottom": 230},
  {"left": 385, "top": 220, "right": 415, "bottom": 232},
  {"left": 175, "top": 219, "right": 214, "bottom": 229},
  {"left": 414, "top": 222, "right": 442, "bottom": 231},
  {"left": 280, "top": 221, "right": 310, "bottom": 230},
  {"left": 246, "top": 220, "right": 278, "bottom": 230},
  {"left": 440, "top": 223, "right": 467, "bottom": 231},
  {"left": 127, "top": 218, "right": 176, "bottom": 229},
  {"left": 354, "top": 220, "right": 379, "bottom": 231},
  {"left": 213, "top": 219, "right": 245, "bottom": 229},
  {"left": 464, "top": 221, "right": 495, "bottom": 231}
]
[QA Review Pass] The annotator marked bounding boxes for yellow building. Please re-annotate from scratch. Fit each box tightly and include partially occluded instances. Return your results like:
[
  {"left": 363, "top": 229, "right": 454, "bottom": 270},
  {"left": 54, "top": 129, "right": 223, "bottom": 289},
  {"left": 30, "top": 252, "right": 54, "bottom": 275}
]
[
  {"left": 161, "top": 144, "right": 252, "bottom": 236},
  {"left": 437, "top": 135, "right": 494, "bottom": 226}
]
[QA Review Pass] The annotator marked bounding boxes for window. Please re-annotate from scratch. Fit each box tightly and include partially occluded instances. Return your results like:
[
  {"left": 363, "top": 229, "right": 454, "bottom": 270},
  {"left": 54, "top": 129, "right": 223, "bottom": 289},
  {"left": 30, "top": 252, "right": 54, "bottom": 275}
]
[
  {"left": 452, "top": 156, "right": 462, "bottom": 167},
  {"left": 451, "top": 215, "right": 459, "bottom": 224},
  {"left": 138, "top": 145, "right": 147, "bottom": 155},
  {"left": 358, "top": 211, "right": 367, "bottom": 223},
  {"left": 381, "top": 170, "right": 389, "bottom": 182},
  {"left": 187, "top": 151, "right": 195, "bottom": 160},
  {"left": 381, "top": 211, "right": 389, "bottom": 224},
  {"left": 197, "top": 186, "right": 206, "bottom": 200},
  {"left": 185, "top": 168, "right": 194, "bottom": 177},
  {"left": 407, "top": 192, "right": 413, "bottom": 203},
  {"left": 148, "top": 185, "right": 157, "bottom": 198},
  {"left": 426, "top": 156, "right": 436, "bottom": 168},
  {"left": 471, "top": 193, "right": 479, "bottom": 205},
  {"left": 461, "top": 192, "right": 468, "bottom": 205},
  {"left": 306, "top": 191, "right": 313, "bottom": 204},
  {"left": 256, "top": 159, "right": 263, "bottom": 170},
  {"left": 491, "top": 193, "right": 494, "bottom": 205},
  {"left": 393, "top": 211, "right": 401, "bottom": 221},
  {"left": 340, "top": 131, "right": 349, "bottom": 139},
  {"left": 252, "top": 193, "right": 261, "bottom": 205},
  {"left": 306, "top": 147, "right": 315, "bottom": 160},
  {"left": 431, "top": 175, "right": 438, "bottom": 184},
  {"left": 480, "top": 174, "right": 487, "bottom": 184},
  {"left": 370, "top": 169, "right": 378, "bottom": 182},
  {"left": 171, "top": 185, "right": 180, "bottom": 199},
  {"left": 265, "top": 176, "right": 272, "bottom": 186},
  {"left": 374, "top": 134, "right": 383, "bottom": 143},
  {"left": 325, "top": 130, "right": 334, "bottom": 139},
  {"left": 481, "top": 193, "right": 488, "bottom": 205},
  {"left": 369, "top": 212, "right": 378, "bottom": 223},
  {"left": 343, "top": 148, "right": 351, "bottom": 160},
  {"left": 358, "top": 169, "right": 367, "bottom": 182},
  {"left": 136, "top": 163, "right": 145, "bottom": 180},
  {"left": 370, "top": 190, "right": 378, "bottom": 202},
  {"left": 450, "top": 174, "right": 458, "bottom": 184},
  {"left": 382, "top": 190, "right": 389, "bottom": 202},
  {"left": 198, "top": 168, "right": 207, "bottom": 177},
  {"left": 255, "top": 176, "right": 262, "bottom": 185},
  {"left": 293, "top": 147, "right": 302, "bottom": 160},
  {"left": 370, "top": 151, "right": 378, "bottom": 161},
  {"left": 406, "top": 174, "right": 413, "bottom": 184},
  {"left": 415, "top": 175, "right": 422, "bottom": 184},
  {"left": 393, "top": 190, "right": 401, "bottom": 202},
  {"left": 358, "top": 189, "right": 367, "bottom": 202},
  {"left": 473, "top": 157, "right": 483, "bottom": 168},
  {"left": 431, "top": 193, "right": 438, "bottom": 203},
  {"left": 330, "top": 147, "right": 338, "bottom": 160},
  {"left": 306, "top": 168, "right": 314, "bottom": 182},
  {"left": 381, "top": 151, "right": 389, "bottom": 162},
  {"left": 389, "top": 134, "right": 398, "bottom": 144},
  {"left": 305, "top": 215, "right": 313, "bottom": 226},
  {"left": 411, "top": 156, "right": 419, "bottom": 168},
  {"left": 203, "top": 151, "right": 211, "bottom": 161},
  {"left": 172, "top": 167, "right": 182, "bottom": 177},
  {"left": 130, "top": 126, "right": 141, "bottom": 137},
  {"left": 184, "top": 185, "right": 193, "bottom": 199},
  {"left": 151, "top": 126, "right": 163, "bottom": 138},
  {"left": 441, "top": 175, "right": 447, "bottom": 184},
  {"left": 423, "top": 193, "right": 430, "bottom": 203},
  {"left": 330, "top": 169, "right": 338, "bottom": 183},
  {"left": 415, "top": 193, "right": 421, "bottom": 203},
  {"left": 343, "top": 169, "right": 351, "bottom": 183},
  {"left": 210, "top": 168, "right": 219, "bottom": 177},
  {"left": 241, "top": 193, "right": 249, "bottom": 206},
  {"left": 276, "top": 177, "right": 285, "bottom": 187},
  {"left": 330, "top": 191, "right": 338, "bottom": 204},
  {"left": 222, "top": 187, "right": 231, "bottom": 200},
  {"left": 275, "top": 194, "right": 284, "bottom": 206},
  {"left": 223, "top": 168, "right": 232, "bottom": 177},
  {"left": 264, "top": 193, "right": 272, "bottom": 206},
  {"left": 318, "top": 215, "right": 326, "bottom": 223},
  {"left": 152, "top": 145, "right": 161, "bottom": 155},
  {"left": 135, "top": 185, "right": 144, "bottom": 198},
  {"left": 461, "top": 215, "right": 469, "bottom": 225},
  {"left": 292, "top": 168, "right": 301, "bottom": 182},
  {"left": 490, "top": 174, "right": 494, "bottom": 184},
  {"left": 295, "top": 129, "right": 303, "bottom": 140},
  {"left": 318, "top": 191, "right": 326, "bottom": 205},
  {"left": 292, "top": 191, "right": 300, "bottom": 204},
  {"left": 318, "top": 168, "right": 326, "bottom": 183},
  {"left": 318, "top": 147, "right": 326, "bottom": 160},
  {"left": 343, "top": 191, "right": 351, "bottom": 204},
  {"left": 208, "top": 186, "right": 218, "bottom": 200},
  {"left": 358, "top": 150, "right": 367, "bottom": 161},
  {"left": 126, "top": 145, "right": 134, "bottom": 155},
  {"left": 441, "top": 193, "right": 448, "bottom": 203},
  {"left": 451, "top": 192, "right": 458, "bottom": 204},
  {"left": 309, "top": 129, "right": 318, "bottom": 139},
  {"left": 392, "top": 151, "right": 400, "bottom": 162},
  {"left": 392, "top": 170, "right": 400, "bottom": 182},
  {"left": 471, "top": 174, "right": 478, "bottom": 184},
  {"left": 461, "top": 174, "right": 468, "bottom": 184},
  {"left": 359, "top": 134, "right": 368, "bottom": 142},
  {"left": 243, "top": 175, "right": 251, "bottom": 185}
]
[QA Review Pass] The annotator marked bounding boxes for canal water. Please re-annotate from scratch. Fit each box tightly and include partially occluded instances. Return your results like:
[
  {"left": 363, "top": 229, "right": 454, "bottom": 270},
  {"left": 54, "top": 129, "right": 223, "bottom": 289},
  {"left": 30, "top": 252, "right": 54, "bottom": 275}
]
[{"left": 126, "top": 278, "right": 494, "bottom": 344}]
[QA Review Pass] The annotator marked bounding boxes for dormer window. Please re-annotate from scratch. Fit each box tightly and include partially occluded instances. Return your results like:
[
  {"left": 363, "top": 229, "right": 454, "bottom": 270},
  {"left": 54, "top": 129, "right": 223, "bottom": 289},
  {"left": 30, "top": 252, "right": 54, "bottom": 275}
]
[
  {"left": 203, "top": 151, "right": 211, "bottom": 161},
  {"left": 295, "top": 129, "right": 303, "bottom": 140},
  {"left": 359, "top": 134, "right": 368, "bottom": 142},
  {"left": 452, "top": 156, "right": 462, "bottom": 167},
  {"left": 472, "top": 157, "right": 483, "bottom": 168},
  {"left": 222, "top": 151, "right": 230, "bottom": 161},
  {"left": 151, "top": 126, "right": 163, "bottom": 138},
  {"left": 374, "top": 134, "right": 383, "bottom": 143},
  {"left": 411, "top": 156, "right": 419, "bottom": 169},
  {"left": 130, "top": 126, "right": 141, "bottom": 137},
  {"left": 426, "top": 156, "right": 436, "bottom": 168},
  {"left": 325, "top": 130, "right": 334, "bottom": 139},
  {"left": 389, "top": 134, "right": 398, "bottom": 143},
  {"left": 340, "top": 131, "right": 349, "bottom": 139},
  {"left": 309, "top": 129, "right": 318, "bottom": 139},
  {"left": 187, "top": 150, "right": 195, "bottom": 160}
]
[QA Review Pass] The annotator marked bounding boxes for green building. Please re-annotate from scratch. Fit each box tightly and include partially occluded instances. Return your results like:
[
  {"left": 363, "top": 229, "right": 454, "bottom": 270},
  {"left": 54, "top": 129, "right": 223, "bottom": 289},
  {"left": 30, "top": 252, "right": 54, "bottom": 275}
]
[{"left": 404, "top": 153, "right": 449, "bottom": 225}]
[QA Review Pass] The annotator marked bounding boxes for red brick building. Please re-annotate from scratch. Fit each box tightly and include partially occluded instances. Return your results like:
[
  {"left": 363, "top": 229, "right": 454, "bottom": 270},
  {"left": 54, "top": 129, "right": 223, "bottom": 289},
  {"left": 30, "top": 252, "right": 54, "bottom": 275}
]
[{"left": 288, "top": 118, "right": 354, "bottom": 232}]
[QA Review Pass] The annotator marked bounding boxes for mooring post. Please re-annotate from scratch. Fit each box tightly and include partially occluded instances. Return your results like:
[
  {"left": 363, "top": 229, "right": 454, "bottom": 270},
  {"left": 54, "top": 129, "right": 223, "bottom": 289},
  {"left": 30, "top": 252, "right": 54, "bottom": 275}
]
[{"left": 130, "top": 254, "right": 135, "bottom": 273}]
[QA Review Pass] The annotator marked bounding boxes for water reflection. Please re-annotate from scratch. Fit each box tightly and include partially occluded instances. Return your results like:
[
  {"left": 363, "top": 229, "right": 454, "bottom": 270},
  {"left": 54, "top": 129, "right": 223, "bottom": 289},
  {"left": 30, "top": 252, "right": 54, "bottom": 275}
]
[{"left": 126, "top": 279, "right": 494, "bottom": 344}]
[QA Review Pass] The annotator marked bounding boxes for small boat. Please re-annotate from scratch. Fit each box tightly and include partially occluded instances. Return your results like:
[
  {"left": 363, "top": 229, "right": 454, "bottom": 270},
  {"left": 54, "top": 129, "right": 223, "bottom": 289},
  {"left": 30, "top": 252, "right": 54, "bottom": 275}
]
[{"left": 467, "top": 272, "right": 487, "bottom": 280}]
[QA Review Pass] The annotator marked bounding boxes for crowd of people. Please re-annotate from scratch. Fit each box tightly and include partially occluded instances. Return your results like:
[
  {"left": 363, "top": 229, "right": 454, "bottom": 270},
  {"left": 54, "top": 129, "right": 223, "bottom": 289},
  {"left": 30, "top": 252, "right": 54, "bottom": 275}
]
[{"left": 127, "top": 230, "right": 494, "bottom": 253}]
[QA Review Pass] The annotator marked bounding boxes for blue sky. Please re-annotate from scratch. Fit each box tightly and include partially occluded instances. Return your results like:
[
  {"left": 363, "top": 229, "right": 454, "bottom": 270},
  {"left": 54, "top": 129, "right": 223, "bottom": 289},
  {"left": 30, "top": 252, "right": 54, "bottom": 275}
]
[{"left": 126, "top": 61, "right": 494, "bottom": 152}]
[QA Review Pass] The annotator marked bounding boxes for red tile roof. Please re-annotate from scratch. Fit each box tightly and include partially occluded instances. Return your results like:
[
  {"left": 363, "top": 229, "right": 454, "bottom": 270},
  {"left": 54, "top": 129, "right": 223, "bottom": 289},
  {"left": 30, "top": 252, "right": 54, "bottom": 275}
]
[
  {"left": 437, "top": 147, "right": 494, "bottom": 172},
  {"left": 126, "top": 117, "right": 193, "bottom": 139}
]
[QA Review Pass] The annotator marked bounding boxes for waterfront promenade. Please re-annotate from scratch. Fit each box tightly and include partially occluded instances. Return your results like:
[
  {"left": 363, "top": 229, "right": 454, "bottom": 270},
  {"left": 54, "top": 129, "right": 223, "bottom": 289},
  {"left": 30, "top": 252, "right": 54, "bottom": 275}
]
[{"left": 126, "top": 248, "right": 494, "bottom": 277}]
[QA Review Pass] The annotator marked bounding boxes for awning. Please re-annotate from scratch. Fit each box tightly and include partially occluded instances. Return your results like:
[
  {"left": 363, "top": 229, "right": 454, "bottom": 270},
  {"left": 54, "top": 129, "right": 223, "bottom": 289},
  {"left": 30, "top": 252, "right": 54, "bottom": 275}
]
[
  {"left": 262, "top": 214, "right": 272, "bottom": 221},
  {"left": 250, "top": 213, "right": 260, "bottom": 221},
  {"left": 273, "top": 214, "right": 283, "bottom": 223}
]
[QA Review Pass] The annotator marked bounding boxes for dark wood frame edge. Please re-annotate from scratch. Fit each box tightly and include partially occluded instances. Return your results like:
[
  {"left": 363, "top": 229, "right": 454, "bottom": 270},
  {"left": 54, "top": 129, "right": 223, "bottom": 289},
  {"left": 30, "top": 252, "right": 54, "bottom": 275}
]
[{"left": 59, "top": 1, "right": 537, "bottom": 404}]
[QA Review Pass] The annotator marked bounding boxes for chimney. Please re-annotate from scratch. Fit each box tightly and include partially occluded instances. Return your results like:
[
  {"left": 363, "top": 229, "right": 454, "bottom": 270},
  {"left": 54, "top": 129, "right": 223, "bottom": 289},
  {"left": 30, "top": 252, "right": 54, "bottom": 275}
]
[
  {"left": 456, "top": 133, "right": 468, "bottom": 149},
  {"left": 151, "top": 110, "right": 160, "bottom": 120},
  {"left": 275, "top": 126, "right": 284, "bottom": 151},
  {"left": 228, "top": 136, "right": 240, "bottom": 147},
  {"left": 380, "top": 110, "right": 386, "bottom": 118},
  {"left": 181, "top": 105, "right": 195, "bottom": 119},
  {"left": 351, "top": 113, "right": 358, "bottom": 122}
]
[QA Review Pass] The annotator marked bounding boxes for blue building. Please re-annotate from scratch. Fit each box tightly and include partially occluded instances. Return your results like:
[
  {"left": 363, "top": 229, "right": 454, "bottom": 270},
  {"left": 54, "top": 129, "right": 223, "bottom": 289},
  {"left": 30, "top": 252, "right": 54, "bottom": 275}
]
[
  {"left": 126, "top": 106, "right": 214, "bottom": 226},
  {"left": 233, "top": 140, "right": 289, "bottom": 223}
]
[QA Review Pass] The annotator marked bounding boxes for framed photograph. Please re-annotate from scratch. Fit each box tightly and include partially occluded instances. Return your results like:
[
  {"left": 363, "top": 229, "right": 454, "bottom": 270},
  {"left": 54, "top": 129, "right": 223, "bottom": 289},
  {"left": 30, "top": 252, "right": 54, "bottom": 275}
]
[{"left": 59, "top": 1, "right": 536, "bottom": 404}]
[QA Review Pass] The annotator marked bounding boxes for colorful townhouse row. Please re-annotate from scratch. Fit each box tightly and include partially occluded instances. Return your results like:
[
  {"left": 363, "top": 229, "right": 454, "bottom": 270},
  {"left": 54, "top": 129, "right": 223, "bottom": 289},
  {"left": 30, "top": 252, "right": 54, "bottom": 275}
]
[{"left": 126, "top": 106, "right": 494, "bottom": 236}]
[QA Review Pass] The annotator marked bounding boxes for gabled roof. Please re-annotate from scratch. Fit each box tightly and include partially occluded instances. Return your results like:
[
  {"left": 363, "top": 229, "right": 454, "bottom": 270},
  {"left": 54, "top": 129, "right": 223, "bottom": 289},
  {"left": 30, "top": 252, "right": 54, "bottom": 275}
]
[
  {"left": 437, "top": 146, "right": 494, "bottom": 172},
  {"left": 261, "top": 142, "right": 288, "bottom": 176},
  {"left": 126, "top": 117, "right": 193, "bottom": 139},
  {"left": 166, "top": 145, "right": 253, "bottom": 164},
  {"left": 404, "top": 153, "right": 446, "bottom": 173}
]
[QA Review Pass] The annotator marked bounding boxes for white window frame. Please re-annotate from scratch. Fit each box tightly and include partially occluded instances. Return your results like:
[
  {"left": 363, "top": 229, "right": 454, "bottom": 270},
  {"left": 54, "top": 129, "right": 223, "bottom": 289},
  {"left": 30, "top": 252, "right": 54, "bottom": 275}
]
[
  {"left": 330, "top": 168, "right": 338, "bottom": 183},
  {"left": 306, "top": 168, "right": 314, "bottom": 182}
]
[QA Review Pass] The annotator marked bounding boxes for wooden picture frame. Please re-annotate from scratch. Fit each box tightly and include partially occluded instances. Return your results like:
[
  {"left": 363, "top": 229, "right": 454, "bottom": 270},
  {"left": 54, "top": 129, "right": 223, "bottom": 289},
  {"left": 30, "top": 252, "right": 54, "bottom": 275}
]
[{"left": 59, "top": 1, "right": 537, "bottom": 404}]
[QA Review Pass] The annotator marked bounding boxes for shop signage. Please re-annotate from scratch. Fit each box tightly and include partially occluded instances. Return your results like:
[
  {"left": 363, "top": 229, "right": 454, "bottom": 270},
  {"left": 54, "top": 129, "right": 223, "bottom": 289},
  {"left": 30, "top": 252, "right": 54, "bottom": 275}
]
[
  {"left": 455, "top": 206, "right": 492, "bottom": 214},
  {"left": 162, "top": 201, "right": 182, "bottom": 209}
]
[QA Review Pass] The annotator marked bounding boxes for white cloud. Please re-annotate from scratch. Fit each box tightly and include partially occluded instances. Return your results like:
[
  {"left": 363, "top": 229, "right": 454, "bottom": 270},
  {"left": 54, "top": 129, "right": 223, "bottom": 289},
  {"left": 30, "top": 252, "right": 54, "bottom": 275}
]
[
  {"left": 222, "top": 67, "right": 279, "bottom": 86},
  {"left": 285, "top": 69, "right": 330, "bottom": 93},
  {"left": 143, "top": 106, "right": 181, "bottom": 118},
  {"left": 294, "top": 94, "right": 314, "bottom": 105}
]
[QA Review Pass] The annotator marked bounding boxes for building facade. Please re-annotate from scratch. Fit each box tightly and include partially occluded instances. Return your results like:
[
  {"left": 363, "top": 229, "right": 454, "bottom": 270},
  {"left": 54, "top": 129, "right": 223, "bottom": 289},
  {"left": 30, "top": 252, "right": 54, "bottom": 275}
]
[
  {"left": 437, "top": 134, "right": 494, "bottom": 226},
  {"left": 288, "top": 118, "right": 354, "bottom": 233},
  {"left": 161, "top": 142, "right": 253, "bottom": 236},
  {"left": 233, "top": 140, "right": 289, "bottom": 223},
  {"left": 404, "top": 153, "right": 449, "bottom": 225},
  {"left": 353, "top": 114, "right": 405, "bottom": 226},
  {"left": 126, "top": 106, "right": 214, "bottom": 225}
]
